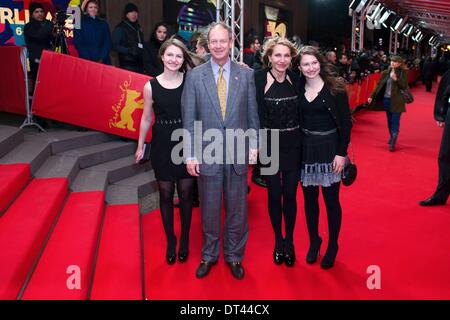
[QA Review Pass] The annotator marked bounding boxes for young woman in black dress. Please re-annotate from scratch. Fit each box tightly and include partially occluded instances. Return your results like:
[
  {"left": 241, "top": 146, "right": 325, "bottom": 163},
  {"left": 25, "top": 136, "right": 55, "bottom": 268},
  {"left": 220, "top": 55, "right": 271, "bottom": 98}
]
[
  {"left": 255, "top": 38, "right": 302, "bottom": 266},
  {"left": 136, "top": 37, "right": 195, "bottom": 264},
  {"left": 298, "top": 46, "right": 352, "bottom": 269}
]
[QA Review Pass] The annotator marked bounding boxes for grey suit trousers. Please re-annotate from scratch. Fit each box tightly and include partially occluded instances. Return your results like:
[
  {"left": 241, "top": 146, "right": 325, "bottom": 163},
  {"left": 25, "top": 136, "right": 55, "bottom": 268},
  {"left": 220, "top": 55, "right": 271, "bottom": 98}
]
[{"left": 198, "top": 164, "right": 248, "bottom": 263}]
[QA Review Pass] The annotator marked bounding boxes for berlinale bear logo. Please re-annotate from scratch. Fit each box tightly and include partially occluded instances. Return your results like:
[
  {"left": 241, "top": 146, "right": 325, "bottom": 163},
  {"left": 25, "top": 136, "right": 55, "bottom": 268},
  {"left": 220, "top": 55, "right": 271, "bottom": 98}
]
[{"left": 109, "top": 75, "right": 144, "bottom": 132}]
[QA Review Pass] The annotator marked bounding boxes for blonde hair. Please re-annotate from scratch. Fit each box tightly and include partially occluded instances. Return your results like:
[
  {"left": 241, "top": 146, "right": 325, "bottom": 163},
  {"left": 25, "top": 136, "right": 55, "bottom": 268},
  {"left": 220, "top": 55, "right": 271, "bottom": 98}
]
[{"left": 262, "top": 37, "right": 298, "bottom": 68}]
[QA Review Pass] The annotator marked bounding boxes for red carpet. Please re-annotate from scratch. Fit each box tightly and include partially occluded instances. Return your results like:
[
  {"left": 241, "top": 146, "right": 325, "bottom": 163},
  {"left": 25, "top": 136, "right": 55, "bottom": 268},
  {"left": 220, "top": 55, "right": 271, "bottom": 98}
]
[
  {"left": 0, "top": 178, "right": 68, "bottom": 300},
  {"left": 142, "top": 83, "right": 450, "bottom": 300},
  {"left": 90, "top": 204, "right": 143, "bottom": 300},
  {"left": 0, "top": 163, "right": 30, "bottom": 215},
  {"left": 22, "top": 191, "right": 104, "bottom": 300}
]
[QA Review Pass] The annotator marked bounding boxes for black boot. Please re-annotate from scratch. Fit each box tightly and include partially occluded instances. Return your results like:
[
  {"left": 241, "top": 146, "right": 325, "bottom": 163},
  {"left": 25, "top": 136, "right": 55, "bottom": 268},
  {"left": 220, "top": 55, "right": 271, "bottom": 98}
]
[
  {"left": 389, "top": 132, "right": 398, "bottom": 152},
  {"left": 306, "top": 237, "right": 322, "bottom": 264},
  {"left": 321, "top": 244, "right": 339, "bottom": 269}
]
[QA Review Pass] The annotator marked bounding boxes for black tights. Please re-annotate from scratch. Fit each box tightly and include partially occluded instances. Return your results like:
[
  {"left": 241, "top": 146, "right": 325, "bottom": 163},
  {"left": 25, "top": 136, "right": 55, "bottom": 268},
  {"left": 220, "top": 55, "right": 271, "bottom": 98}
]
[
  {"left": 302, "top": 182, "right": 342, "bottom": 249},
  {"left": 158, "top": 178, "right": 194, "bottom": 254},
  {"left": 266, "top": 170, "right": 299, "bottom": 254}
]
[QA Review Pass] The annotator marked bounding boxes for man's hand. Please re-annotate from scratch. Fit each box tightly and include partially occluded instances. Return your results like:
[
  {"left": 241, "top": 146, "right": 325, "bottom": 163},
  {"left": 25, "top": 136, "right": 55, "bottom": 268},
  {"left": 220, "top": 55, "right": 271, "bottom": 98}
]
[
  {"left": 367, "top": 97, "right": 373, "bottom": 104},
  {"left": 249, "top": 148, "right": 258, "bottom": 165},
  {"left": 187, "top": 159, "right": 200, "bottom": 177},
  {"left": 437, "top": 121, "right": 444, "bottom": 127}
]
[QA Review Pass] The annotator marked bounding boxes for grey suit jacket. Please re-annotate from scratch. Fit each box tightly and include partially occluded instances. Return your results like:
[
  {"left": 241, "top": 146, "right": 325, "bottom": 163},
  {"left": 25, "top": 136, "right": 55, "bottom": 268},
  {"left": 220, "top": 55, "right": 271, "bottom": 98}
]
[{"left": 181, "top": 60, "right": 259, "bottom": 176}]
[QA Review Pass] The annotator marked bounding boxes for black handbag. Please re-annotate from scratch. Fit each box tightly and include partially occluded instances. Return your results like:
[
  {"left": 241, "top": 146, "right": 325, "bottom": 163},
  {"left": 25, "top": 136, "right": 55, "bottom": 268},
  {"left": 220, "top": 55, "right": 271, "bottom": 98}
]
[
  {"left": 400, "top": 87, "right": 414, "bottom": 104},
  {"left": 139, "top": 142, "right": 151, "bottom": 164},
  {"left": 341, "top": 143, "right": 357, "bottom": 186}
]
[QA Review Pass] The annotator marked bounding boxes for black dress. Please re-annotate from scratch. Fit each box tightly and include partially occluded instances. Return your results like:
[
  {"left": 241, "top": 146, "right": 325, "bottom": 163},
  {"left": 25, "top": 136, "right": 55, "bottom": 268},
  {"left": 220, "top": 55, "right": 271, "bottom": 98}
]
[
  {"left": 263, "top": 71, "right": 301, "bottom": 171},
  {"left": 300, "top": 87, "right": 341, "bottom": 186},
  {"left": 149, "top": 76, "right": 191, "bottom": 181}
]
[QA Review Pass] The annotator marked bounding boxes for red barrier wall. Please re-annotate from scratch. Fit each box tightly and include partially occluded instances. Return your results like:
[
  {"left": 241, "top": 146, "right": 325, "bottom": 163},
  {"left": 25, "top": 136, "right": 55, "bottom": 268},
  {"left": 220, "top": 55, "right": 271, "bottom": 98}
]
[
  {"left": 0, "top": 46, "right": 27, "bottom": 115},
  {"left": 32, "top": 51, "right": 152, "bottom": 141}
]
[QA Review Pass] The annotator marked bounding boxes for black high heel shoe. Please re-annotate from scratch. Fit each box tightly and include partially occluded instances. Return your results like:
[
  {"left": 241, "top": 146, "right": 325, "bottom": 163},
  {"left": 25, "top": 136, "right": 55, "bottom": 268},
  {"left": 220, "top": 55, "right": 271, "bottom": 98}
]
[
  {"left": 321, "top": 245, "right": 339, "bottom": 270},
  {"left": 273, "top": 249, "right": 284, "bottom": 265},
  {"left": 166, "top": 237, "right": 176, "bottom": 265},
  {"left": 306, "top": 237, "right": 322, "bottom": 264},
  {"left": 178, "top": 236, "right": 189, "bottom": 263},
  {"left": 166, "top": 252, "right": 176, "bottom": 264},
  {"left": 178, "top": 251, "right": 189, "bottom": 263},
  {"left": 284, "top": 247, "right": 296, "bottom": 267}
]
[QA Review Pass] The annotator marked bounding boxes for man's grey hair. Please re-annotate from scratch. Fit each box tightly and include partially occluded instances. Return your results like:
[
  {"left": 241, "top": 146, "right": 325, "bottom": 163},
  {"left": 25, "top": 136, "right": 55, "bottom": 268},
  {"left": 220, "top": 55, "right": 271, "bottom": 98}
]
[{"left": 207, "top": 22, "right": 233, "bottom": 41}]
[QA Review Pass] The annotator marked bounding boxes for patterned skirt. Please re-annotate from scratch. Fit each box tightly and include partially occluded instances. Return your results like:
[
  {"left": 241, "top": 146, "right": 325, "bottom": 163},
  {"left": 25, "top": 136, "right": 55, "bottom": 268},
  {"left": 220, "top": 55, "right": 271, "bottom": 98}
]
[{"left": 300, "top": 130, "right": 341, "bottom": 187}]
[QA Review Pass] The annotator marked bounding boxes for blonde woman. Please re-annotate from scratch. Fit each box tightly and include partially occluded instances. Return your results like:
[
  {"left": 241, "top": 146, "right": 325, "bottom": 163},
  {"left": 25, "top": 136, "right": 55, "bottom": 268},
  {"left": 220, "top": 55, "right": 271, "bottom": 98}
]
[{"left": 254, "top": 38, "right": 302, "bottom": 266}]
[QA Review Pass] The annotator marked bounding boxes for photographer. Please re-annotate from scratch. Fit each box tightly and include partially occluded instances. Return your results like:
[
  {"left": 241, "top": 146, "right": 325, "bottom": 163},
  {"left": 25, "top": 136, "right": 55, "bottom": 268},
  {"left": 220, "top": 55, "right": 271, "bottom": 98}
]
[
  {"left": 112, "top": 3, "right": 144, "bottom": 73},
  {"left": 74, "top": 0, "right": 112, "bottom": 64},
  {"left": 24, "top": 3, "right": 54, "bottom": 86}
]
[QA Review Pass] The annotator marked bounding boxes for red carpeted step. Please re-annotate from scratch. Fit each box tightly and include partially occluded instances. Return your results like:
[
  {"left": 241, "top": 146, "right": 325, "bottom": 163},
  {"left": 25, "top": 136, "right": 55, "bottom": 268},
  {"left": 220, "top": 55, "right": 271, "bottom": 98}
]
[
  {"left": 0, "top": 163, "right": 30, "bottom": 215},
  {"left": 21, "top": 191, "right": 105, "bottom": 300},
  {"left": 90, "top": 204, "right": 143, "bottom": 300},
  {"left": 0, "top": 178, "right": 68, "bottom": 300}
]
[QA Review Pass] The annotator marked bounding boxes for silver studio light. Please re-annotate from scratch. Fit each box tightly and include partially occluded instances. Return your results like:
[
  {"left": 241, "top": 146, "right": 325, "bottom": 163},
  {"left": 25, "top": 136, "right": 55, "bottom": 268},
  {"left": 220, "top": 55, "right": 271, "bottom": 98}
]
[
  {"left": 367, "top": 3, "right": 382, "bottom": 21},
  {"left": 428, "top": 35, "right": 435, "bottom": 46},
  {"left": 382, "top": 12, "right": 397, "bottom": 28},
  {"left": 400, "top": 23, "right": 409, "bottom": 34},
  {"left": 349, "top": 0, "right": 369, "bottom": 13},
  {"left": 391, "top": 16, "right": 403, "bottom": 32},
  {"left": 405, "top": 25, "right": 415, "bottom": 37},
  {"left": 379, "top": 10, "right": 392, "bottom": 26}
]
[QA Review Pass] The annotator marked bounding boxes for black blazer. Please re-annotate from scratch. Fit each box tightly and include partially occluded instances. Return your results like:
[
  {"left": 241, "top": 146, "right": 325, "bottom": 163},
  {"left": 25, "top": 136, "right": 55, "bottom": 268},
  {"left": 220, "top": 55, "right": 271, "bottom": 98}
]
[
  {"left": 254, "top": 68, "right": 302, "bottom": 128},
  {"left": 298, "top": 82, "right": 353, "bottom": 157}
]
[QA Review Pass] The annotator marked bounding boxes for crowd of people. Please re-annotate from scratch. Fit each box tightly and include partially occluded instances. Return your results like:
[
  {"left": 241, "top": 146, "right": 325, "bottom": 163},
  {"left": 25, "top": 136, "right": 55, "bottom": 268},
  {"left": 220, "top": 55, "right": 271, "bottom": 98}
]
[
  {"left": 23, "top": 0, "right": 450, "bottom": 90},
  {"left": 21, "top": 1, "right": 449, "bottom": 280}
]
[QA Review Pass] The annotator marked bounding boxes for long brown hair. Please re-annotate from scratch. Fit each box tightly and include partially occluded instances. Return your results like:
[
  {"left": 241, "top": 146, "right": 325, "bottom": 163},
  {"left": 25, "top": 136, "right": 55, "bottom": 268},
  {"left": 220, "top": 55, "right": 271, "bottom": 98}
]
[
  {"left": 158, "top": 36, "right": 196, "bottom": 73},
  {"left": 298, "top": 46, "right": 347, "bottom": 95}
]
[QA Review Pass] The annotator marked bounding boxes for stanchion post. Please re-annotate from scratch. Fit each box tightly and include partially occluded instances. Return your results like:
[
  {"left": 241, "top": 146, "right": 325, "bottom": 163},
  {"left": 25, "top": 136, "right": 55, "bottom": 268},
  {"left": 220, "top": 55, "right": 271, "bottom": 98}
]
[{"left": 20, "top": 47, "right": 45, "bottom": 132}]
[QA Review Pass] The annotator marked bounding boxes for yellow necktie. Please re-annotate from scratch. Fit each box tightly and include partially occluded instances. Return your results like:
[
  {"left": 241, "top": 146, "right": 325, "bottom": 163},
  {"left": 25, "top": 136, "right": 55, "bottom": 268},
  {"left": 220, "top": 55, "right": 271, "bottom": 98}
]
[{"left": 217, "top": 66, "right": 227, "bottom": 119}]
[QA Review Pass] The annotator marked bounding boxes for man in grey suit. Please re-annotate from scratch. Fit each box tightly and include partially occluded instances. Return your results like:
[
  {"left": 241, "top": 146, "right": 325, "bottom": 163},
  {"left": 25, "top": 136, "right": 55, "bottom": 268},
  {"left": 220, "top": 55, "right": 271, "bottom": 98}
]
[{"left": 181, "top": 22, "right": 259, "bottom": 279}]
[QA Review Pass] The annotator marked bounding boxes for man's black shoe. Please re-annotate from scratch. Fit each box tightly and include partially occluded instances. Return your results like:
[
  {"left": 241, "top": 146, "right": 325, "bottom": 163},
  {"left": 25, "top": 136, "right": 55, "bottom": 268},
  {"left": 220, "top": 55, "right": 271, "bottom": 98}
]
[
  {"left": 228, "top": 262, "right": 244, "bottom": 280},
  {"left": 195, "top": 261, "right": 216, "bottom": 278}
]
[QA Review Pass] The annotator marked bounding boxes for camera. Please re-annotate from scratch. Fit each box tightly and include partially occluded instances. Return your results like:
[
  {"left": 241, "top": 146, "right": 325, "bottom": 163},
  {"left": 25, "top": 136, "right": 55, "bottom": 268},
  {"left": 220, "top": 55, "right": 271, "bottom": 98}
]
[
  {"left": 55, "top": 9, "right": 68, "bottom": 27},
  {"left": 52, "top": 9, "right": 69, "bottom": 54}
]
